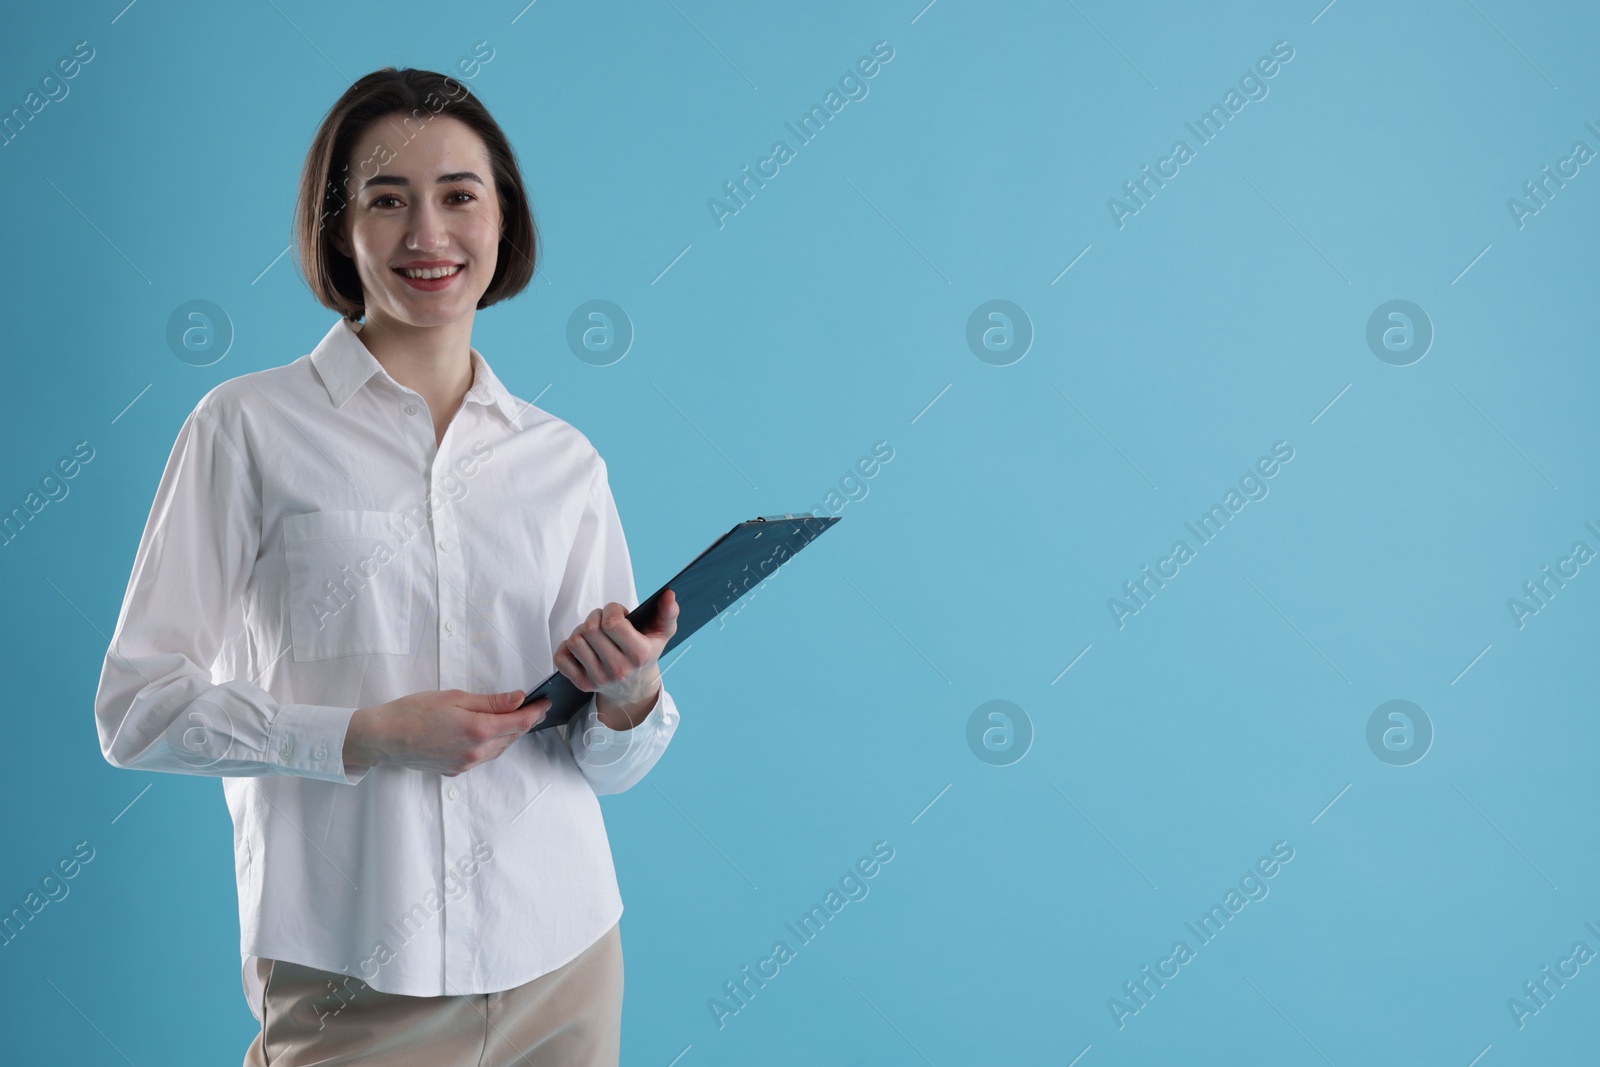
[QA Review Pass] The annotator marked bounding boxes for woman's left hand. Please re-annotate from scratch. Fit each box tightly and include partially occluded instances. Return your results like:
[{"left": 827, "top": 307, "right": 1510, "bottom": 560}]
[{"left": 554, "top": 589, "right": 679, "bottom": 730}]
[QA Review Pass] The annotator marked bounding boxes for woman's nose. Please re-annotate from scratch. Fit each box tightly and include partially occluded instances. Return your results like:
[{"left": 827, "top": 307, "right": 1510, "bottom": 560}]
[{"left": 407, "top": 204, "right": 450, "bottom": 250}]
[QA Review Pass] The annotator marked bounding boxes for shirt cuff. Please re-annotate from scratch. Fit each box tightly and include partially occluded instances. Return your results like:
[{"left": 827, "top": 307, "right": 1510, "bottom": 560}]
[
  {"left": 267, "top": 703, "right": 369, "bottom": 785},
  {"left": 588, "top": 687, "right": 665, "bottom": 737}
]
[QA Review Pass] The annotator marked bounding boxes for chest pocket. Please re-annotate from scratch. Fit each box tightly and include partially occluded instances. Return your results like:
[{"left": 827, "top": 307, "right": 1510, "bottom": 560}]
[{"left": 283, "top": 510, "right": 415, "bottom": 661}]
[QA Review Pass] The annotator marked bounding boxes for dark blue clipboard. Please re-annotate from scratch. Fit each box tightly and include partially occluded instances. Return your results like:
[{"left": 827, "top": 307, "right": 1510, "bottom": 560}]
[{"left": 520, "top": 513, "right": 840, "bottom": 731}]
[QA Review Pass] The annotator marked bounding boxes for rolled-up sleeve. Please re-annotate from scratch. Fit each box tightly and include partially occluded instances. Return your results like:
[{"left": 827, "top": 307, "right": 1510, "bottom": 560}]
[
  {"left": 94, "top": 402, "right": 367, "bottom": 785},
  {"left": 549, "top": 458, "right": 679, "bottom": 795}
]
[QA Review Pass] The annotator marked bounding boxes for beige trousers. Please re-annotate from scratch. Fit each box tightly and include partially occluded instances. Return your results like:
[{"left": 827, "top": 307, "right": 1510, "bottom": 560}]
[{"left": 241, "top": 924, "right": 622, "bottom": 1067}]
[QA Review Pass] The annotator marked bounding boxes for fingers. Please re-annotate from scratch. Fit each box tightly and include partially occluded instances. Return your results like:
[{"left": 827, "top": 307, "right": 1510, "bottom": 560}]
[
  {"left": 486, "top": 696, "right": 549, "bottom": 733},
  {"left": 555, "top": 620, "right": 613, "bottom": 690},
  {"left": 389, "top": 690, "right": 554, "bottom": 776},
  {"left": 653, "top": 588, "right": 680, "bottom": 638},
  {"left": 454, "top": 689, "right": 526, "bottom": 713},
  {"left": 563, "top": 603, "right": 643, "bottom": 679},
  {"left": 462, "top": 691, "right": 548, "bottom": 748},
  {"left": 581, "top": 605, "right": 637, "bottom": 662},
  {"left": 552, "top": 644, "right": 592, "bottom": 691},
  {"left": 482, "top": 691, "right": 549, "bottom": 716},
  {"left": 476, "top": 701, "right": 547, "bottom": 751},
  {"left": 564, "top": 630, "right": 616, "bottom": 686}
]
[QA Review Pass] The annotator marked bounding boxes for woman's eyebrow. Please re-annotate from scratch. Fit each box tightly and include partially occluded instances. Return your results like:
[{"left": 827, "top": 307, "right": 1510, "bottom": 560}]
[{"left": 361, "top": 171, "right": 487, "bottom": 189}]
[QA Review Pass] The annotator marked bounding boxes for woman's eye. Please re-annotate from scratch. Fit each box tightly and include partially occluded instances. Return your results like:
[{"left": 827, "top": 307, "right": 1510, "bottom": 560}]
[{"left": 371, "top": 192, "right": 473, "bottom": 208}]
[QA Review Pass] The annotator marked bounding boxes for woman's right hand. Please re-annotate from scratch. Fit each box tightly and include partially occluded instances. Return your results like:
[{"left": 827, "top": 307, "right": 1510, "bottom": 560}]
[{"left": 342, "top": 689, "right": 550, "bottom": 777}]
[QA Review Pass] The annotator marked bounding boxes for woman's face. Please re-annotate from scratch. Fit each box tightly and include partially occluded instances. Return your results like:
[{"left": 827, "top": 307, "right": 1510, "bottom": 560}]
[{"left": 330, "top": 113, "right": 503, "bottom": 329}]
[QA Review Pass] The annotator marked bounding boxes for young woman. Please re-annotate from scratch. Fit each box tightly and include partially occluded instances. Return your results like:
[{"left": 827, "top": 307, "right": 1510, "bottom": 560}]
[{"left": 93, "top": 67, "right": 680, "bottom": 1067}]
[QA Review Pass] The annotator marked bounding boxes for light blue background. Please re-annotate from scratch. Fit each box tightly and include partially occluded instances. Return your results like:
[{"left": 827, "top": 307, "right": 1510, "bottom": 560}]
[{"left": 3, "top": 1, "right": 1598, "bottom": 1064}]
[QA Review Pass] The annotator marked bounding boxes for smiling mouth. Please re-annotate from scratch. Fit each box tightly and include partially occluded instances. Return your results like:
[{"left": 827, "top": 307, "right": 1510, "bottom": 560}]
[{"left": 395, "top": 265, "right": 464, "bottom": 279}]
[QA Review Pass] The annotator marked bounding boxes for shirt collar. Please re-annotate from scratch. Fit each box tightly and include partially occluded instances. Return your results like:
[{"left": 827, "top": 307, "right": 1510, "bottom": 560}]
[{"left": 309, "top": 316, "right": 524, "bottom": 430}]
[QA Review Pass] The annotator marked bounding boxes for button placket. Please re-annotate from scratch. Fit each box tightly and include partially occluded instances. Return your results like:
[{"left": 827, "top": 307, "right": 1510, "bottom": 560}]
[
  {"left": 430, "top": 451, "right": 468, "bottom": 667},
  {"left": 429, "top": 428, "right": 485, "bottom": 989},
  {"left": 431, "top": 436, "right": 478, "bottom": 993}
]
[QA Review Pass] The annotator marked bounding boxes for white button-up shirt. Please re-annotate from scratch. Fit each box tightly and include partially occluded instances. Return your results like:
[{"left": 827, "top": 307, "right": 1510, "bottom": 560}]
[{"left": 93, "top": 316, "right": 678, "bottom": 1021}]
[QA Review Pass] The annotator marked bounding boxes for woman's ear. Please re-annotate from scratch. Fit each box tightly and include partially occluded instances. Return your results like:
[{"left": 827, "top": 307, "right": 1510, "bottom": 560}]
[{"left": 326, "top": 212, "right": 353, "bottom": 260}]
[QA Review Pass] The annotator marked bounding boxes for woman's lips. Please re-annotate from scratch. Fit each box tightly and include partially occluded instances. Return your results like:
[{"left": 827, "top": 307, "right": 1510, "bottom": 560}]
[{"left": 394, "top": 265, "right": 463, "bottom": 292}]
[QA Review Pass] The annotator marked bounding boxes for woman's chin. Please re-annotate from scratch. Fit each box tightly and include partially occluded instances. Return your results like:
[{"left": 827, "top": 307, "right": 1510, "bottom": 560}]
[{"left": 377, "top": 296, "right": 479, "bottom": 329}]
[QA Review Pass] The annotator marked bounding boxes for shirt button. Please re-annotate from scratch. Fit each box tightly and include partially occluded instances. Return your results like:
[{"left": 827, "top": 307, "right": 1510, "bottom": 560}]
[
  {"left": 280, "top": 740, "right": 293, "bottom": 758},
  {"left": 448, "top": 786, "right": 459, "bottom": 801},
  {"left": 313, "top": 743, "right": 328, "bottom": 761},
  {"left": 444, "top": 619, "right": 455, "bottom": 635},
  {"left": 404, "top": 403, "right": 419, "bottom": 416},
  {"left": 438, "top": 539, "right": 450, "bottom": 553}
]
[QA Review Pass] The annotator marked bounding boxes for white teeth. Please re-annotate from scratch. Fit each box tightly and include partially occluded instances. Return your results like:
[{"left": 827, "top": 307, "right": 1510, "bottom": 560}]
[{"left": 400, "top": 265, "right": 462, "bottom": 279}]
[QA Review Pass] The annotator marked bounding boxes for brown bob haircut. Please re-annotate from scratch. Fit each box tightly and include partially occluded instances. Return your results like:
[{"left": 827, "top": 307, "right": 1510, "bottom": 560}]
[{"left": 293, "top": 67, "right": 538, "bottom": 320}]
